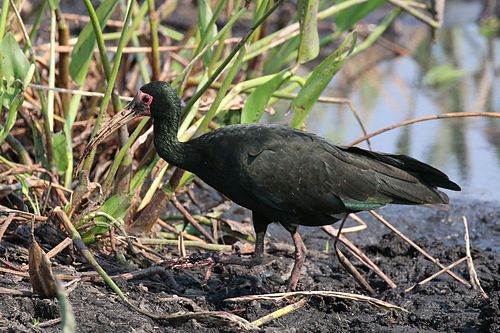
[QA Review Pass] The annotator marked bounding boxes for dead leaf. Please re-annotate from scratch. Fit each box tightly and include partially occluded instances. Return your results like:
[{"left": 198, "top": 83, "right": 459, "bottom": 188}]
[
  {"left": 220, "top": 218, "right": 255, "bottom": 238},
  {"left": 28, "top": 239, "right": 59, "bottom": 298}
]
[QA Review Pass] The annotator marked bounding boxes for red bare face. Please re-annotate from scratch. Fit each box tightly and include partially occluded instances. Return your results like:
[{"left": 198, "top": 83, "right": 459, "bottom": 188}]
[{"left": 138, "top": 90, "right": 153, "bottom": 106}]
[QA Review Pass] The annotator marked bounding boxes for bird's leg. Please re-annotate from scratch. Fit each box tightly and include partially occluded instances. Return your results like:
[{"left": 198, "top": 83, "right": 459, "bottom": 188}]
[
  {"left": 251, "top": 230, "right": 266, "bottom": 263},
  {"left": 214, "top": 226, "right": 269, "bottom": 267},
  {"left": 333, "top": 216, "right": 375, "bottom": 295},
  {"left": 287, "top": 228, "right": 307, "bottom": 291}
]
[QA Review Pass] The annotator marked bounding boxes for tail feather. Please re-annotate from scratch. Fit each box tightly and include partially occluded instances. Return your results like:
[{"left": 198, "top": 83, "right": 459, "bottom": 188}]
[
  {"left": 341, "top": 146, "right": 461, "bottom": 191},
  {"left": 336, "top": 146, "right": 460, "bottom": 207},
  {"left": 385, "top": 154, "right": 461, "bottom": 191},
  {"left": 376, "top": 173, "right": 450, "bottom": 205}
]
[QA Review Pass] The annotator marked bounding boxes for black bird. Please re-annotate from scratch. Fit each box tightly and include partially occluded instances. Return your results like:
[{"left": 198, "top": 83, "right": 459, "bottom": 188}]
[{"left": 91, "top": 81, "right": 461, "bottom": 290}]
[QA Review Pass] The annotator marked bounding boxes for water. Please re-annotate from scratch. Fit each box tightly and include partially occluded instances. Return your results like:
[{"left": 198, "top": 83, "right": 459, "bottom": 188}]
[{"left": 266, "top": 1, "right": 500, "bottom": 202}]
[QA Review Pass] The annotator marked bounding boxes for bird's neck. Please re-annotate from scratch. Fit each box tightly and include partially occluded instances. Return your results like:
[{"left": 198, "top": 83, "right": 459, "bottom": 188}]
[{"left": 153, "top": 118, "right": 197, "bottom": 170}]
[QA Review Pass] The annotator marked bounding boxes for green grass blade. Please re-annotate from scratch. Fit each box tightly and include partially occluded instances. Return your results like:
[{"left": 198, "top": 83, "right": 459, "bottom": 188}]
[
  {"left": 103, "top": 117, "right": 150, "bottom": 193},
  {"left": 53, "top": 132, "right": 69, "bottom": 174},
  {"left": 197, "top": 46, "right": 246, "bottom": 134},
  {"left": 57, "top": 288, "right": 76, "bottom": 333},
  {"left": 241, "top": 70, "right": 292, "bottom": 124},
  {"left": 80, "top": 193, "right": 131, "bottom": 243},
  {"left": 290, "top": 32, "right": 356, "bottom": 128},
  {"left": 0, "top": 0, "right": 9, "bottom": 41},
  {"left": 244, "top": 0, "right": 366, "bottom": 64},
  {"left": 27, "top": 1, "right": 47, "bottom": 49},
  {"left": 83, "top": 0, "right": 124, "bottom": 117},
  {"left": 131, "top": 154, "right": 160, "bottom": 193},
  {"left": 297, "top": 0, "right": 319, "bottom": 63},
  {"left": 183, "top": 0, "right": 283, "bottom": 113},
  {"left": 69, "top": 0, "right": 119, "bottom": 82},
  {"left": 147, "top": 0, "right": 161, "bottom": 79},
  {"left": 334, "top": 0, "right": 385, "bottom": 31},
  {"left": 55, "top": 208, "right": 126, "bottom": 300},
  {"left": 82, "top": 0, "right": 136, "bottom": 173},
  {"left": 351, "top": 8, "right": 400, "bottom": 57},
  {"left": 0, "top": 33, "right": 32, "bottom": 145},
  {"left": 0, "top": 32, "right": 30, "bottom": 106},
  {"left": 198, "top": 0, "right": 221, "bottom": 65},
  {"left": 64, "top": 0, "right": 118, "bottom": 185}
]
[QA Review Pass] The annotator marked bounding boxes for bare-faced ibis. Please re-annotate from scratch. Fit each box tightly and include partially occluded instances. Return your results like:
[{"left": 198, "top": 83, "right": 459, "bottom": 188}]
[{"left": 90, "top": 81, "right": 461, "bottom": 290}]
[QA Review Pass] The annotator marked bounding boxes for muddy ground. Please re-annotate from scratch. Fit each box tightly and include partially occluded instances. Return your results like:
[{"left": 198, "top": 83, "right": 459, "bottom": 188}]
[{"left": 0, "top": 198, "right": 499, "bottom": 332}]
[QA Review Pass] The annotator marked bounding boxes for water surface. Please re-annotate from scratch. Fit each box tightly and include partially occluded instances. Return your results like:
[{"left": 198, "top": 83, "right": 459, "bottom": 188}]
[{"left": 266, "top": 1, "right": 500, "bottom": 202}]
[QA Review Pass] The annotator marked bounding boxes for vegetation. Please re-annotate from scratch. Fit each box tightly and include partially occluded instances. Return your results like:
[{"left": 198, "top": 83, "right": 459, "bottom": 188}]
[{"left": 0, "top": 0, "right": 498, "bottom": 331}]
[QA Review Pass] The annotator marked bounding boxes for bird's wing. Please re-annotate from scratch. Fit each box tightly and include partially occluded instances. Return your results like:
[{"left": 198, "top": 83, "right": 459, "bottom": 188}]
[
  {"left": 239, "top": 128, "right": 450, "bottom": 215},
  {"left": 320, "top": 143, "right": 452, "bottom": 208},
  {"left": 239, "top": 129, "right": 348, "bottom": 216}
]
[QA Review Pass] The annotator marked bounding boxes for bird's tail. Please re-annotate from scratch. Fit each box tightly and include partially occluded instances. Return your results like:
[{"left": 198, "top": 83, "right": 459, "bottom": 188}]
[{"left": 341, "top": 146, "right": 460, "bottom": 205}]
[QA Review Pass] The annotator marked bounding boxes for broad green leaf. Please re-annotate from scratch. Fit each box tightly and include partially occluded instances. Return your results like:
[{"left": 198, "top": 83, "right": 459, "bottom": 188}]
[
  {"left": 263, "top": 37, "right": 300, "bottom": 74},
  {"left": 290, "top": 32, "right": 356, "bottom": 128},
  {"left": 241, "top": 71, "right": 292, "bottom": 124},
  {"left": 0, "top": 36, "right": 33, "bottom": 145},
  {"left": 334, "top": 0, "right": 385, "bottom": 32},
  {"left": 298, "top": 0, "right": 319, "bottom": 63},
  {"left": 0, "top": 94, "right": 21, "bottom": 145},
  {"left": 69, "top": 0, "right": 118, "bottom": 82},
  {"left": 82, "top": 193, "right": 131, "bottom": 244},
  {"left": 423, "top": 64, "right": 466, "bottom": 86},
  {"left": 99, "top": 193, "right": 130, "bottom": 221},
  {"left": 0, "top": 32, "right": 29, "bottom": 107},
  {"left": 53, "top": 132, "right": 69, "bottom": 174}
]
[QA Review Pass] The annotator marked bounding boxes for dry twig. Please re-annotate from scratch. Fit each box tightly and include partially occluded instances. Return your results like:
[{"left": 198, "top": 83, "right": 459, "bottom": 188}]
[
  {"left": 463, "top": 216, "right": 488, "bottom": 299},
  {"left": 370, "top": 211, "right": 471, "bottom": 288},
  {"left": 405, "top": 257, "right": 468, "bottom": 292},
  {"left": 350, "top": 112, "right": 500, "bottom": 147},
  {"left": 251, "top": 298, "right": 308, "bottom": 327},
  {"left": 226, "top": 291, "right": 407, "bottom": 312},
  {"left": 322, "top": 224, "right": 397, "bottom": 289},
  {"left": 0, "top": 214, "right": 15, "bottom": 242},
  {"left": 170, "top": 196, "right": 216, "bottom": 243}
]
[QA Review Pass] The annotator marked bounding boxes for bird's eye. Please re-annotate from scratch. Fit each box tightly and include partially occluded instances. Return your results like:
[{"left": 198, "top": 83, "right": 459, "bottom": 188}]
[{"left": 141, "top": 94, "right": 151, "bottom": 105}]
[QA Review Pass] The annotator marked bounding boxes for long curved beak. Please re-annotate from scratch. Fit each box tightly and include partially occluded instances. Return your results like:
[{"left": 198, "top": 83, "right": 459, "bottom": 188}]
[
  {"left": 88, "top": 106, "right": 137, "bottom": 150},
  {"left": 74, "top": 98, "right": 140, "bottom": 177}
]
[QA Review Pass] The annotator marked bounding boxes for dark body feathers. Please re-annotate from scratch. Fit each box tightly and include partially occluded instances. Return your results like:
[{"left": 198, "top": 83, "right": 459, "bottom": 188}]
[
  {"left": 136, "top": 81, "right": 461, "bottom": 290},
  {"left": 165, "top": 125, "right": 460, "bottom": 231}
]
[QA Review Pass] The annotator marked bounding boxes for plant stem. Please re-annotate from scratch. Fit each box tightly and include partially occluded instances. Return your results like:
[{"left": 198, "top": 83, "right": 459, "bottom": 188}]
[
  {"left": 82, "top": 0, "right": 123, "bottom": 114},
  {"left": 54, "top": 207, "right": 126, "bottom": 300},
  {"left": 9, "top": 0, "right": 54, "bottom": 171},
  {"left": 0, "top": 0, "right": 9, "bottom": 40},
  {"left": 147, "top": 0, "right": 161, "bottom": 80},
  {"left": 56, "top": 9, "right": 71, "bottom": 117},
  {"left": 103, "top": 117, "right": 150, "bottom": 193},
  {"left": 184, "top": 0, "right": 284, "bottom": 112},
  {"left": 47, "top": 9, "right": 56, "bottom": 132},
  {"left": 83, "top": 0, "right": 137, "bottom": 173}
]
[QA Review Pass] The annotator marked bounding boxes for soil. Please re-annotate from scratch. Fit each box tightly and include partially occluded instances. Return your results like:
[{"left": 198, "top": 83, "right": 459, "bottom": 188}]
[{"left": 0, "top": 197, "right": 499, "bottom": 332}]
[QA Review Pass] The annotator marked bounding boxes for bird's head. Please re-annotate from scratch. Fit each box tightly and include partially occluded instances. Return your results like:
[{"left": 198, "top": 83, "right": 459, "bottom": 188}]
[
  {"left": 76, "top": 81, "right": 181, "bottom": 176},
  {"left": 125, "top": 81, "right": 181, "bottom": 120}
]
